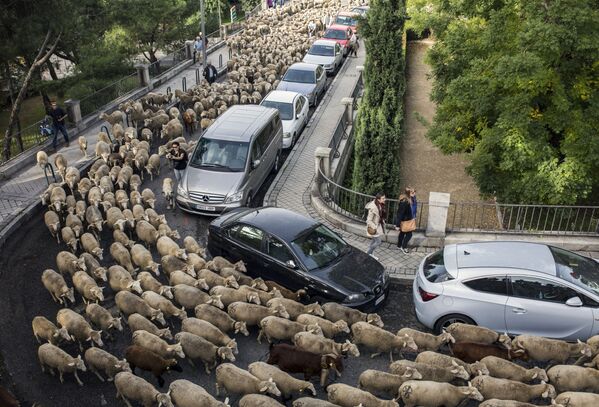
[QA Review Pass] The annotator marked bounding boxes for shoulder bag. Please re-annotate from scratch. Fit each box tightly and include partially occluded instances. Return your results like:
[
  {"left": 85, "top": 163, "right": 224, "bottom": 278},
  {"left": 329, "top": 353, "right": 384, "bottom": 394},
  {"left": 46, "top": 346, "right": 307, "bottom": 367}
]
[{"left": 400, "top": 219, "right": 416, "bottom": 233}]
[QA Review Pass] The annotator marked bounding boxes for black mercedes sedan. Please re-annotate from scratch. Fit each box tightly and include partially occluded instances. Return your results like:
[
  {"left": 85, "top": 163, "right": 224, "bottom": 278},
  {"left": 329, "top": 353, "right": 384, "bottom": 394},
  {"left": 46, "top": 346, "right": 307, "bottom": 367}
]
[{"left": 207, "top": 207, "right": 389, "bottom": 310}]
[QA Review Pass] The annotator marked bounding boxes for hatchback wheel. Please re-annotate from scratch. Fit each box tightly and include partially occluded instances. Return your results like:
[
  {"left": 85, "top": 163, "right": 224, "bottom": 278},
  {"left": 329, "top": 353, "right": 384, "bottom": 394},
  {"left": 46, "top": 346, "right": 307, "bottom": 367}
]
[{"left": 433, "top": 314, "right": 475, "bottom": 335}]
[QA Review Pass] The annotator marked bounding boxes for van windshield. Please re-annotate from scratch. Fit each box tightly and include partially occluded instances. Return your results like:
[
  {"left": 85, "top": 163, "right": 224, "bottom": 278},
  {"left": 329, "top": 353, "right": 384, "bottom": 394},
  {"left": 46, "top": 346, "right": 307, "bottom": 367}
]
[{"left": 189, "top": 137, "right": 249, "bottom": 172}]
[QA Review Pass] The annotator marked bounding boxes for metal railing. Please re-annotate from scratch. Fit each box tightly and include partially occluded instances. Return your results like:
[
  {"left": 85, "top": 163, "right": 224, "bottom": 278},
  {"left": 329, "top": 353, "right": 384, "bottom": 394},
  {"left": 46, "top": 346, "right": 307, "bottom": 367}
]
[
  {"left": 80, "top": 72, "right": 139, "bottom": 117},
  {"left": 2, "top": 119, "right": 48, "bottom": 161},
  {"left": 148, "top": 45, "right": 188, "bottom": 78}
]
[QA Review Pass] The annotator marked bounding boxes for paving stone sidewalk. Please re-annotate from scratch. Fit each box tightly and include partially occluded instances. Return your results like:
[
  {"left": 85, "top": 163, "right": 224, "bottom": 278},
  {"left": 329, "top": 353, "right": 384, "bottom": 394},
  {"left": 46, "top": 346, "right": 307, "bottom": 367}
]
[
  {"left": 263, "top": 44, "right": 428, "bottom": 280},
  {"left": 0, "top": 45, "right": 231, "bottom": 237}
]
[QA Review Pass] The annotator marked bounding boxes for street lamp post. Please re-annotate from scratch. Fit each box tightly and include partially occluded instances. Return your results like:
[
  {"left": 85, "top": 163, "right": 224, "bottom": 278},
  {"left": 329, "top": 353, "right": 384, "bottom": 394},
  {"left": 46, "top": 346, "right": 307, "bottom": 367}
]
[{"left": 200, "top": 0, "right": 207, "bottom": 71}]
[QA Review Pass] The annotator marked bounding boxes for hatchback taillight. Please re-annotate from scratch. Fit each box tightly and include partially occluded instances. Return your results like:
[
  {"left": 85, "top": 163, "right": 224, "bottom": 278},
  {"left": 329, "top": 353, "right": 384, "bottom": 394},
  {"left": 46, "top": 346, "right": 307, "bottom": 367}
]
[{"left": 419, "top": 287, "right": 438, "bottom": 302}]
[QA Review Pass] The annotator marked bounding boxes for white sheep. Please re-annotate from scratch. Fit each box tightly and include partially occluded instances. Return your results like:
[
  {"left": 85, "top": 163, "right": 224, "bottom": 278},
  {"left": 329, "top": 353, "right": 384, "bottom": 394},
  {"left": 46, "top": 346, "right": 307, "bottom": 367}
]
[
  {"left": 215, "top": 363, "right": 281, "bottom": 398},
  {"left": 327, "top": 383, "right": 398, "bottom": 407},
  {"left": 398, "top": 381, "right": 483, "bottom": 407},
  {"left": 38, "top": 343, "right": 86, "bottom": 386},
  {"left": 512, "top": 334, "right": 592, "bottom": 364},
  {"left": 114, "top": 371, "right": 173, "bottom": 406},
  {"left": 471, "top": 375, "right": 556, "bottom": 403}
]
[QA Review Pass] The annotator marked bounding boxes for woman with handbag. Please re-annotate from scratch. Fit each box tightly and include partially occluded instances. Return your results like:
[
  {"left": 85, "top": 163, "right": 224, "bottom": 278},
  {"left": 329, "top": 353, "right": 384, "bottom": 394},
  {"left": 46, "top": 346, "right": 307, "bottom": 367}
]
[
  {"left": 365, "top": 193, "right": 387, "bottom": 260},
  {"left": 395, "top": 188, "right": 416, "bottom": 254}
]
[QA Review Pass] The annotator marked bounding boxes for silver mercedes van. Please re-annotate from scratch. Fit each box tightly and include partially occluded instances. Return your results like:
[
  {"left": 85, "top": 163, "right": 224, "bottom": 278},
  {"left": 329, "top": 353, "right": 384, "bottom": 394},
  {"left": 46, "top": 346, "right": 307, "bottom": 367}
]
[{"left": 176, "top": 105, "right": 283, "bottom": 215}]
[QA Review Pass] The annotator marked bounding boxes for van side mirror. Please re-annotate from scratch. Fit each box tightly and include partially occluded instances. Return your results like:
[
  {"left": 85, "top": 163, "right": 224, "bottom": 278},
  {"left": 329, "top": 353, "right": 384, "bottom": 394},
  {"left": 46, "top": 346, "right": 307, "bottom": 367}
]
[
  {"left": 251, "top": 159, "right": 261, "bottom": 170},
  {"left": 566, "top": 296, "right": 583, "bottom": 307}
]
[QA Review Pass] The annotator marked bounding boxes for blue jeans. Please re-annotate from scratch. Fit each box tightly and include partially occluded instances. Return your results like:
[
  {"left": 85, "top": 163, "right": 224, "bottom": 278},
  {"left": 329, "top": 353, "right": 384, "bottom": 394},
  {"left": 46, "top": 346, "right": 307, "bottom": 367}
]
[
  {"left": 367, "top": 236, "right": 382, "bottom": 255},
  {"left": 52, "top": 124, "right": 69, "bottom": 149}
]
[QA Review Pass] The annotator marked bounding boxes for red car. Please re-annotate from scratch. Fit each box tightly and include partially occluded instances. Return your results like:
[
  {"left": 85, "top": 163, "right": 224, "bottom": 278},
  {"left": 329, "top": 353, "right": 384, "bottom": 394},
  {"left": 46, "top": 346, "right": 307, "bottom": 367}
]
[
  {"left": 334, "top": 11, "right": 360, "bottom": 36},
  {"left": 322, "top": 24, "right": 356, "bottom": 57}
]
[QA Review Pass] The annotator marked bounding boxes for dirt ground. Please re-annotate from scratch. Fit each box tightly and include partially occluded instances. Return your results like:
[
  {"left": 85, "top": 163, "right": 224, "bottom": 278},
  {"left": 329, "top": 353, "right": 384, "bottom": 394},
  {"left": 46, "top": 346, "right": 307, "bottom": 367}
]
[{"left": 399, "top": 40, "right": 482, "bottom": 204}]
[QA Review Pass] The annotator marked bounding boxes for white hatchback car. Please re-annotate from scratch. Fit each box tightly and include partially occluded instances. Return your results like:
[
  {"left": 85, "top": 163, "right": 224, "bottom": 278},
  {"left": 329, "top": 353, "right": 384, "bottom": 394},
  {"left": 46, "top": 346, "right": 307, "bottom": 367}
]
[
  {"left": 260, "top": 90, "right": 309, "bottom": 148},
  {"left": 302, "top": 39, "right": 343, "bottom": 75},
  {"left": 413, "top": 241, "right": 599, "bottom": 340}
]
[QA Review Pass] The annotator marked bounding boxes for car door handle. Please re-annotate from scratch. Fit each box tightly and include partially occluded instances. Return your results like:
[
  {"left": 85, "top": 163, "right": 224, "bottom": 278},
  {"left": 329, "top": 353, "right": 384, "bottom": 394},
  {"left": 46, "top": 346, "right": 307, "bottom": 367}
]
[{"left": 512, "top": 307, "right": 527, "bottom": 314}]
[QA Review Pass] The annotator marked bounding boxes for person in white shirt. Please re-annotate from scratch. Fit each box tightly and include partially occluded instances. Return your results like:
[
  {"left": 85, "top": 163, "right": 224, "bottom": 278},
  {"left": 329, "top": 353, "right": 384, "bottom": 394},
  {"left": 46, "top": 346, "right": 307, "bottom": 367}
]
[
  {"left": 308, "top": 20, "right": 317, "bottom": 38},
  {"left": 349, "top": 32, "right": 358, "bottom": 57}
]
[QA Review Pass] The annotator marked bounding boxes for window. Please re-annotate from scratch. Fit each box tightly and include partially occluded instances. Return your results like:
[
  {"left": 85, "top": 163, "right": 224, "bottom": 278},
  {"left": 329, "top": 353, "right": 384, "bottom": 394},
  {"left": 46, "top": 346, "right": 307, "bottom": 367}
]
[
  {"left": 250, "top": 141, "right": 262, "bottom": 165},
  {"left": 290, "top": 225, "right": 349, "bottom": 271},
  {"left": 335, "top": 44, "right": 341, "bottom": 54},
  {"left": 550, "top": 246, "right": 599, "bottom": 296},
  {"left": 316, "top": 66, "right": 324, "bottom": 80},
  {"left": 230, "top": 224, "right": 263, "bottom": 251},
  {"left": 510, "top": 277, "right": 580, "bottom": 304},
  {"left": 309, "top": 44, "right": 335, "bottom": 56},
  {"left": 298, "top": 96, "right": 306, "bottom": 112},
  {"left": 323, "top": 29, "right": 345, "bottom": 40},
  {"left": 423, "top": 250, "right": 453, "bottom": 283},
  {"left": 266, "top": 236, "right": 295, "bottom": 264},
  {"left": 294, "top": 98, "right": 302, "bottom": 117},
  {"left": 283, "top": 69, "right": 315, "bottom": 84},
  {"left": 261, "top": 100, "right": 293, "bottom": 120},
  {"left": 463, "top": 277, "right": 508, "bottom": 295}
]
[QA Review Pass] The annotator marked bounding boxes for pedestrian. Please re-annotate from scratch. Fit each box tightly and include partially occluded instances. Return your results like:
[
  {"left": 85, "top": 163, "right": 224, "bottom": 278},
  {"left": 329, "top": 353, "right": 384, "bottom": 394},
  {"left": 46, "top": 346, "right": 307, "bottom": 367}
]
[
  {"left": 267, "top": 0, "right": 273, "bottom": 8},
  {"left": 349, "top": 31, "right": 358, "bottom": 57},
  {"left": 166, "top": 142, "right": 188, "bottom": 182},
  {"left": 193, "top": 36, "right": 203, "bottom": 64},
  {"left": 47, "top": 100, "right": 69, "bottom": 151},
  {"left": 203, "top": 62, "right": 218, "bottom": 85},
  {"left": 365, "top": 193, "right": 387, "bottom": 260},
  {"left": 308, "top": 20, "right": 317, "bottom": 38},
  {"left": 395, "top": 187, "right": 416, "bottom": 254}
]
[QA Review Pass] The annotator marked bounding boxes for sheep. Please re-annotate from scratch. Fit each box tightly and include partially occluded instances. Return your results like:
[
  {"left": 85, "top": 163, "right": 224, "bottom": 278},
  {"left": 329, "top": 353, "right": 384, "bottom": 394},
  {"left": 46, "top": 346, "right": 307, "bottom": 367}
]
[
  {"left": 78, "top": 136, "right": 88, "bottom": 157},
  {"left": 136, "top": 220, "right": 160, "bottom": 247},
  {"left": 158, "top": 223, "right": 180, "bottom": 240},
  {"left": 125, "top": 345, "right": 182, "bottom": 388},
  {"left": 390, "top": 359, "right": 470, "bottom": 382},
  {"left": 197, "top": 268, "right": 239, "bottom": 289},
  {"left": 162, "top": 177, "right": 175, "bottom": 208},
  {"left": 239, "top": 394, "right": 285, "bottom": 407},
  {"left": 99, "top": 111, "right": 124, "bottom": 126},
  {"left": 64, "top": 167, "right": 80, "bottom": 190},
  {"left": 95, "top": 140, "right": 111, "bottom": 162},
  {"left": 555, "top": 392, "right": 599, "bottom": 407},
  {"left": 215, "top": 363, "right": 281, "bottom": 398},
  {"left": 85, "top": 303, "right": 122, "bottom": 338},
  {"left": 134, "top": 149, "right": 150, "bottom": 176},
  {"left": 182, "top": 236, "right": 204, "bottom": 255},
  {"left": 169, "top": 379, "right": 230, "bottom": 407},
  {"left": 175, "top": 331, "right": 235, "bottom": 373},
  {"left": 50, "top": 185, "right": 66, "bottom": 211},
  {"left": 131, "top": 330, "right": 185, "bottom": 359},
  {"left": 161, "top": 254, "right": 195, "bottom": 277},
  {"left": 172, "top": 283, "right": 223, "bottom": 310},
  {"left": 446, "top": 323, "right": 511, "bottom": 348},
  {"left": 293, "top": 398, "right": 340, "bottom": 407},
  {"left": 65, "top": 213, "right": 84, "bottom": 238},
  {"left": 249, "top": 361, "right": 316, "bottom": 400},
  {"left": 41, "top": 268, "right": 75, "bottom": 305},
  {"left": 44, "top": 210, "right": 61, "bottom": 242},
  {"left": 128, "top": 313, "right": 173, "bottom": 340},
  {"left": 259, "top": 316, "right": 322, "bottom": 343},
  {"left": 512, "top": 334, "right": 592, "bottom": 364},
  {"left": 115, "top": 291, "right": 166, "bottom": 326},
  {"left": 181, "top": 317, "right": 238, "bottom": 354},
  {"left": 108, "top": 243, "right": 136, "bottom": 278},
  {"left": 138, "top": 271, "right": 172, "bottom": 299},
  {"left": 161, "top": 119, "right": 184, "bottom": 140},
  {"left": 61, "top": 226, "right": 78, "bottom": 252},
  {"left": 227, "top": 301, "right": 290, "bottom": 326},
  {"left": 108, "top": 265, "right": 142, "bottom": 294},
  {"left": 114, "top": 229, "right": 136, "bottom": 249},
  {"left": 75, "top": 198, "right": 87, "bottom": 221},
  {"left": 351, "top": 321, "right": 417, "bottom": 361},
  {"left": 38, "top": 343, "right": 87, "bottom": 386},
  {"left": 187, "top": 253, "right": 207, "bottom": 272},
  {"left": 296, "top": 314, "right": 349, "bottom": 338},
  {"left": 80, "top": 252, "right": 107, "bottom": 282},
  {"left": 264, "top": 280, "right": 307, "bottom": 301},
  {"left": 327, "top": 383, "right": 398, "bottom": 407},
  {"left": 358, "top": 369, "right": 423, "bottom": 399},
  {"left": 478, "top": 401, "right": 549, "bottom": 407},
  {"left": 208, "top": 256, "right": 246, "bottom": 272},
  {"left": 37, "top": 150, "right": 48, "bottom": 169},
  {"left": 157, "top": 235, "right": 187, "bottom": 260},
  {"left": 293, "top": 332, "right": 360, "bottom": 357},
  {"left": 72, "top": 270, "right": 105, "bottom": 303},
  {"left": 115, "top": 189, "right": 129, "bottom": 210},
  {"left": 450, "top": 341, "right": 528, "bottom": 363},
  {"left": 114, "top": 372, "right": 174, "bottom": 407},
  {"left": 211, "top": 286, "right": 261, "bottom": 306},
  {"left": 239, "top": 285, "right": 283, "bottom": 304},
  {"left": 106, "top": 207, "right": 127, "bottom": 231},
  {"left": 87, "top": 186, "right": 103, "bottom": 208},
  {"left": 84, "top": 347, "right": 130, "bottom": 382},
  {"left": 322, "top": 302, "right": 384, "bottom": 327},
  {"left": 112, "top": 122, "right": 125, "bottom": 143},
  {"left": 168, "top": 270, "right": 206, "bottom": 289},
  {"left": 65, "top": 194, "right": 76, "bottom": 214},
  {"left": 480, "top": 356, "right": 547, "bottom": 383},
  {"left": 547, "top": 364, "right": 599, "bottom": 393},
  {"left": 219, "top": 266, "right": 254, "bottom": 285},
  {"left": 266, "top": 298, "right": 323, "bottom": 320},
  {"left": 54, "top": 154, "right": 67, "bottom": 181},
  {"left": 56, "top": 250, "right": 86, "bottom": 276},
  {"left": 130, "top": 173, "right": 142, "bottom": 191},
  {"left": 85, "top": 205, "right": 104, "bottom": 235},
  {"left": 471, "top": 375, "right": 556, "bottom": 402},
  {"left": 416, "top": 351, "right": 490, "bottom": 377},
  {"left": 56, "top": 308, "right": 103, "bottom": 350},
  {"left": 397, "top": 327, "right": 455, "bottom": 351},
  {"left": 142, "top": 291, "right": 186, "bottom": 320},
  {"left": 194, "top": 304, "right": 248, "bottom": 336},
  {"left": 398, "top": 381, "right": 483, "bottom": 407},
  {"left": 141, "top": 187, "right": 156, "bottom": 208},
  {"left": 32, "top": 316, "right": 71, "bottom": 345}
]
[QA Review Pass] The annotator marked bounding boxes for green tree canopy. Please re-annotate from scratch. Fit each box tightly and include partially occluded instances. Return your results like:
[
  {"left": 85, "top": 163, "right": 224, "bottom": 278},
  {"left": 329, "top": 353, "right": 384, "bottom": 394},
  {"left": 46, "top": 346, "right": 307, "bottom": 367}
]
[{"left": 421, "top": 0, "right": 599, "bottom": 204}]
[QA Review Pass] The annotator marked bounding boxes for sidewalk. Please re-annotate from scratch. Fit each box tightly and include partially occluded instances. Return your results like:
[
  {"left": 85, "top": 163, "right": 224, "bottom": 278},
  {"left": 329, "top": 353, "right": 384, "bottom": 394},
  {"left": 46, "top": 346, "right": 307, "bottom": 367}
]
[
  {"left": 263, "top": 44, "right": 430, "bottom": 280},
  {"left": 0, "top": 46, "right": 231, "bottom": 246}
]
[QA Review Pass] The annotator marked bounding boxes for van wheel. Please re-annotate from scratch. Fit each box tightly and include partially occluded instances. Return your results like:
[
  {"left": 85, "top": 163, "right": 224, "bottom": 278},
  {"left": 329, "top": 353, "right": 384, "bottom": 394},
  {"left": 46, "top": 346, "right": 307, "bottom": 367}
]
[
  {"left": 433, "top": 314, "right": 476, "bottom": 335},
  {"left": 271, "top": 152, "right": 280, "bottom": 173}
]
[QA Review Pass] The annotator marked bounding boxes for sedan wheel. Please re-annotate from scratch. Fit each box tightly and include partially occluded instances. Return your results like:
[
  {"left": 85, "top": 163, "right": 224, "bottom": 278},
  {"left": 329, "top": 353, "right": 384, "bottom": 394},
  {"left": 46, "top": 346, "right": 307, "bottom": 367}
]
[{"left": 433, "top": 314, "right": 476, "bottom": 334}]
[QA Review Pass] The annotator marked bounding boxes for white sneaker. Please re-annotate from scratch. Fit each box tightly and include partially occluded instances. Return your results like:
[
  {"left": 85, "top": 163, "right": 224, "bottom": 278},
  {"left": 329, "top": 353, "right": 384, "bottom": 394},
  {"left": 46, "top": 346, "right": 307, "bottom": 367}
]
[
  {"left": 401, "top": 248, "right": 409, "bottom": 254},
  {"left": 369, "top": 254, "right": 379, "bottom": 261}
]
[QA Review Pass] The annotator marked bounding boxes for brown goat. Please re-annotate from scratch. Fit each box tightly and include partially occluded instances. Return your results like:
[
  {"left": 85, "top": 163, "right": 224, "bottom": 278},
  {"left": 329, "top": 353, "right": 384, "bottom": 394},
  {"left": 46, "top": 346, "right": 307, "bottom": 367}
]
[
  {"left": 125, "top": 345, "right": 182, "bottom": 387},
  {"left": 450, "top": 342, "right": 528, "bottom": 363},
  {"left": 267, "top": 343, "right": 342, "bottom": 387}
]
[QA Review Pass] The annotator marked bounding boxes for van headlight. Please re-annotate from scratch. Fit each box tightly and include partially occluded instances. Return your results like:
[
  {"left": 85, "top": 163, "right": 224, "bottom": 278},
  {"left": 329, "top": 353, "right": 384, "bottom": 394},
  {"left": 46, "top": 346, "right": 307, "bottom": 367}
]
[
  {"left": 344, "top": 293, "right": 366, "bottom": 303},
  {"left": 283, "top": 132, "right": 291, "bottom": 139},
  {"left": 225, "top": 190, "right": 244, "bottom": 203},
  {"left": 177, "top": 184, "right": 188, "bottom": 199}
]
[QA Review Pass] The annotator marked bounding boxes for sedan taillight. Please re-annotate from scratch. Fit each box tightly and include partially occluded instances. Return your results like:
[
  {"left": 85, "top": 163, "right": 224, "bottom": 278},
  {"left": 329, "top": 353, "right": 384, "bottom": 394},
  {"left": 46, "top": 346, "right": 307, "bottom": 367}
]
[{"left": 419, "top": 287, "right": 438, "bottom": 302}]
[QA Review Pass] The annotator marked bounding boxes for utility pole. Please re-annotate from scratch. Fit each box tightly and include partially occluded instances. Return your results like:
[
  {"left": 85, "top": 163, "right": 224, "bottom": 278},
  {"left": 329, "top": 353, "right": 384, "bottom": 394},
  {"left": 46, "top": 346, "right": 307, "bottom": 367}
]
[{"left": 200, "top": 0, "right": 207, "bottom": 71}]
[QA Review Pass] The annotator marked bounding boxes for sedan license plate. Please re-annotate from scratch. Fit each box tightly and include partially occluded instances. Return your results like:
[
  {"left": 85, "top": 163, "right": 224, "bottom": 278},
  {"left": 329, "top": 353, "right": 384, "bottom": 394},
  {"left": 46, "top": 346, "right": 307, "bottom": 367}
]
[
  {"left": 375, "top": 293, "right": 385, "bottom": 305},
  {"left": 194, "top": 204, "right": 216, "bottom": 211}
]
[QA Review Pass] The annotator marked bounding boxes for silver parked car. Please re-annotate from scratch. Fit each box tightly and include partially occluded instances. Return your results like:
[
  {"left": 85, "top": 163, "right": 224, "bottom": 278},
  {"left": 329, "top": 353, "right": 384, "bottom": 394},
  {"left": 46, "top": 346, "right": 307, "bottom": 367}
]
[
  {"left": 276, "top": 63, "right": 327, "bottom": 106},
  {"left": 176, "top": 105, "right": 282, "bottom": 215},
  {"left": 413, "top": 241, "right": 599, "bottom": 340},
  {"left": 302, "top": 39, "right": 343, "bottom": 75}
]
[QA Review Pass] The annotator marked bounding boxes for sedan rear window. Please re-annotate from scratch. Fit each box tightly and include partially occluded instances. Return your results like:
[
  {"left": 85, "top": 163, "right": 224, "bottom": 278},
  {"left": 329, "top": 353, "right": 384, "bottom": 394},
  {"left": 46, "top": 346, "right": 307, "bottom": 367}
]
[
  {"left": 309, "top": 44, "right": 335, "bottom": 56},
  {"left": 291, "top": 225, "right": 349, "bottom": 270},
  {"left": 423, "top": 250, "right": 454, "bottom": 283},
  {"left": 282, "top": 69, "right": 315, "bottom": 84}
]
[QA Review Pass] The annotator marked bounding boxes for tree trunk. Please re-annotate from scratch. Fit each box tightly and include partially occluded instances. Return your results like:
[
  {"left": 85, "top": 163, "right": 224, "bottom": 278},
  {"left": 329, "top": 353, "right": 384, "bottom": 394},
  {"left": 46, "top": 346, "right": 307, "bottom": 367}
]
[
  {"left": 2, "top": 30, "right": 61, "bottom": 161},
  {"left": 47, "top": 60, "right": 59, "bottom": 80}
]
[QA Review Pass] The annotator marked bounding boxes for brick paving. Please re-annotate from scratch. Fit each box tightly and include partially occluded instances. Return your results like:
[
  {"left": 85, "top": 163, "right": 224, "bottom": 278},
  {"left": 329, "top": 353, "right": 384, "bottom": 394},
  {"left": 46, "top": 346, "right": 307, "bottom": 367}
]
[{"left": 0, "top": 45, "right": 231, "bottom": 236}]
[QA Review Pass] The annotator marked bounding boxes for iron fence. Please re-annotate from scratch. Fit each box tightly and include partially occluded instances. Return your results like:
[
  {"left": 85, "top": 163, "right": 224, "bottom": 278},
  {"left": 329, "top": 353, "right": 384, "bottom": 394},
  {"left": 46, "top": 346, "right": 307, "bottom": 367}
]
[
  {"left": 148, "top": 45, "right": 188, "bottom": 78},
  {"left": 80, "top": 72, "right": 139, "bottom": 118},
  {"left": 1, "top": 119, "right": 48, "bottom": 163}
]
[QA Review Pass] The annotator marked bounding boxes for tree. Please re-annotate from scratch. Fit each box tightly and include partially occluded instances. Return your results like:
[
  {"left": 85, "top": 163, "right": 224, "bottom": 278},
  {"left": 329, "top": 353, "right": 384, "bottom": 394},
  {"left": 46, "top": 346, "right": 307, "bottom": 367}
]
[
  {"left": 351, "top": 0, "right": 407, "bottom": 196},
  {"left": 422, "top": 0, "right": 599, "bottom": 204}
]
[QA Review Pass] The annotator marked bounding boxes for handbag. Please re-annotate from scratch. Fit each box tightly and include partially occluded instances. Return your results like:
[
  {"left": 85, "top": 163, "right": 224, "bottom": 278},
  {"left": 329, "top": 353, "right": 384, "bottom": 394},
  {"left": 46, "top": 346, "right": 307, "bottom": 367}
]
[
  {"left": 400, "top": 219, "right": 416, "bottom": 233},
  {"left": 367, "top": 225, "right": 377, "bottom": 235}
]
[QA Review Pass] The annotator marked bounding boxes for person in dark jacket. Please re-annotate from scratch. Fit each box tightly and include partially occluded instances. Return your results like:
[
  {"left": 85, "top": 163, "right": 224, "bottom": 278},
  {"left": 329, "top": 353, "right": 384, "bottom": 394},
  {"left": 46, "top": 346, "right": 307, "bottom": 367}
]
[
  {"left": 47, "top": 100, "right": 69, "bottom": 151},
  {"left": 166, "top": 142, "right": 188, "bottom": 182},
  {"left": 395, "top": 187, "right": 416, "bottom": 254},
  {"left": 203, "top": 62, "right": 218, "bottom": 85}
]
